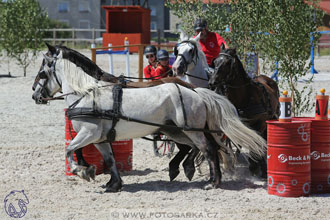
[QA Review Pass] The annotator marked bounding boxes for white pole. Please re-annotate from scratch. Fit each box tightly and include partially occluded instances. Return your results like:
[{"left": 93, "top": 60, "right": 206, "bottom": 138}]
[
  {"left": 108, "top": 43, "right": 113, "bottom": 74},
  {"left": 91, "top": 43, "right": 95, "bottom": 49},
  {"left": 124, "top": 37, "right": 130, "bottom": 77}
]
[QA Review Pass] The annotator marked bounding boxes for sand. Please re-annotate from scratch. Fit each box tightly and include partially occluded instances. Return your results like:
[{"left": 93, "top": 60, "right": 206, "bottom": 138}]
[{"left": 0, "top": 50, "right": 330, "bottom": 220}]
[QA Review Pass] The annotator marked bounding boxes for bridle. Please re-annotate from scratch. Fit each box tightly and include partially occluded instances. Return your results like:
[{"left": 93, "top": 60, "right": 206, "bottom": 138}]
[
  {"left": 174, "top": 40, "right": 209, "bottom": 81},
  {"left": 174, "top": 40, "right": 199, "bottom": 73},
  {"left": 32, "top": 50, "right": 73, "bottom": 103},
  {"left": 211, "top": 52, "right": 250, "bottom": 94}
]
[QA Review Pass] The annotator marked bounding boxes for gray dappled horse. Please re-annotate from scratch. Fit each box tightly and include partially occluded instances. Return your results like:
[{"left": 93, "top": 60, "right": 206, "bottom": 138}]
[{"left": 32, "top": 45, "right": 266, "bottom": 192}]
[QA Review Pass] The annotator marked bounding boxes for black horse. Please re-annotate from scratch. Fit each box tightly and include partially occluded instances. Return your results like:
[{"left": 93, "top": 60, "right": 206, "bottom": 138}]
[{"left": 209, "top": 48, "right": 280, "bottom": 177}]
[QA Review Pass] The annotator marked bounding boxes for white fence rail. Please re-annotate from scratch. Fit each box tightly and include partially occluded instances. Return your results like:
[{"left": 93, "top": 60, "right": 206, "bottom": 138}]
[{"left": 41, "top": 28, "right": 177, "bottom": 46}]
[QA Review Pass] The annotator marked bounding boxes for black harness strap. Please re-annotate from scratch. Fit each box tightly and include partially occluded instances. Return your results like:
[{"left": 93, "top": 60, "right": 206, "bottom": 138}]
[
  {"left": 67, "top": 107, "right": 222, "bottom": 135},
  {"left": 107, "top": 84, "right": 123, "bottom": 142}
]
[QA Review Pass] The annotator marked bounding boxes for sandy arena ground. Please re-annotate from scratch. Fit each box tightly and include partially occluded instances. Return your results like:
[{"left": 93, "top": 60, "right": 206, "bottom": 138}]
[{"left": 0, "top": 49, "right": 330, "bottom": 220}]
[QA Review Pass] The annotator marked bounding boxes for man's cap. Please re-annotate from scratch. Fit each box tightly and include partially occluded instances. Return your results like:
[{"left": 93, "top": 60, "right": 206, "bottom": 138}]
[{"left": 194, "top": 18, "right": 207, "bottom": 31}]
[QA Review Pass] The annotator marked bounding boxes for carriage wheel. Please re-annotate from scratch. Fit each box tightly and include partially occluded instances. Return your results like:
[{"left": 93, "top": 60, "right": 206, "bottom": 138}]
[{"left": 152, "top": 133, "right": 176, "bottom": 158}]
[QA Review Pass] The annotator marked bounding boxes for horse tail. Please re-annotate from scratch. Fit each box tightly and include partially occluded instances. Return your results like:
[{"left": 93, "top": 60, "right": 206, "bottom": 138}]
[{"left": 194, "top": 88, "right": 266, "bottom": 160}]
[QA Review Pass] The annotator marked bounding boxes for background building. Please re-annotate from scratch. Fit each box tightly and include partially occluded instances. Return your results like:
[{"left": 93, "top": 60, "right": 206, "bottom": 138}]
[{"left": 38, "top": 0, "right": 171, "bottom": 39}]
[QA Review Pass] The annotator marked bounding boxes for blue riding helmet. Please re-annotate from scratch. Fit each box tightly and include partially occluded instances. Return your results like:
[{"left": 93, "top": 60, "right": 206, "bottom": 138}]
[
  {"left": 157, "top": 49, "right": 169, "bottom": 60},
  {"left": 144, "top": 45, "right": 157, "bottom": 55}
]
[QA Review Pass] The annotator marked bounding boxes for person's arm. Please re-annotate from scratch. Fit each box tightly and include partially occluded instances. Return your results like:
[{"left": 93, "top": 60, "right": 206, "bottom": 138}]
[
  {"left": 144, "top": 65, "right": 151, "bottom": 79},
  {"left": 215, "top": 32, "right": 228, "bottom": 49}
]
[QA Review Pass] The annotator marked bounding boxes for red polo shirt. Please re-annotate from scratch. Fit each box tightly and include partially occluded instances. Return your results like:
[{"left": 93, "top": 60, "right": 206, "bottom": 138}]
[{"left": 199, "top": 32, "right": 227, "bottom": 66}]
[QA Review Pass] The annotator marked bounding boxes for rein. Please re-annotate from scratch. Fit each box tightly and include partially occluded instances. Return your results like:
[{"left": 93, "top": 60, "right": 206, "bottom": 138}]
[{"left": 41, "top": 92, "right": 74, "bottom": 101}]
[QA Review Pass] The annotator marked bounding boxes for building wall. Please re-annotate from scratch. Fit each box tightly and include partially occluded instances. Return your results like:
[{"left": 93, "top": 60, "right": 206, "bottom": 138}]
[{"left": 38, "top": 0, "right": 102, "bottom": 38}]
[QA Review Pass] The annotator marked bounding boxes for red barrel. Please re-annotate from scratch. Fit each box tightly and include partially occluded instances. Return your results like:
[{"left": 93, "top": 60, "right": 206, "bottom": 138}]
[
  {"left": 267, "top": 120, "right": 311, "bottom": 197},
  {"left": 112, "top": 140, "right": 133, "bottom": 172},
  {"left": 310, "top": 119, "right": 330, "bottom": 193},
  {"left": 64, "top": 109, "right": 133, "bottom": 176}
]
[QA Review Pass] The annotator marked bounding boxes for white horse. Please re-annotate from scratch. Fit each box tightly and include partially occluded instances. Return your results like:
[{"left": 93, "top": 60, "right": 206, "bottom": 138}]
[
  {"left": 172, "top": 33, "right": 211, "bottom": 88},
  {"left": 32, "top": 44, "right": 266, "bottom": 192}
]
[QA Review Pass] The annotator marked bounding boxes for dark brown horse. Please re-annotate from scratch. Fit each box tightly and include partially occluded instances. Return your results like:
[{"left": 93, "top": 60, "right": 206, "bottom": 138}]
[{"left": 209, "top": 48, "right": 280, "bottom": 178}]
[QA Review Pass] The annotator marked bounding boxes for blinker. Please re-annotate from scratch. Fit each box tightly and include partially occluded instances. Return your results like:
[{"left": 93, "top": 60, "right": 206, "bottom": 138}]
[{"left": 39, "top": 70, "right": 47, "bottom": 79}]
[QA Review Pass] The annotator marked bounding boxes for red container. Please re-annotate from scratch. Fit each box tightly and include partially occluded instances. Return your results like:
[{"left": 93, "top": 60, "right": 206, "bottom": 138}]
[
  {"left": 267, "top": 120, "right": 311, "bottom": 197},
  {"left": 64, "top": 110, "right": 133, "bottom": 176},
  {"left": 310, "top": 119, "right": 330, "bottom": 193},
  {"left": 292, "top": 117, "right": 313, "bottom": 122},
  {"left": 112, "top": 140, "right": 133, "bottom": 172},
  {"left": 315, "top": 94, "right": 329, "bottom": 120}
]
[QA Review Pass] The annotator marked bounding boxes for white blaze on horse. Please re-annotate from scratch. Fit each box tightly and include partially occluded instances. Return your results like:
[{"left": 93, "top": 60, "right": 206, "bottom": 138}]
[
  {"left": 32, "top": 44, "right": 266, "bottom": 192},
  {"left": 172, "top": 33, "right": 210, "bottom": 88}
]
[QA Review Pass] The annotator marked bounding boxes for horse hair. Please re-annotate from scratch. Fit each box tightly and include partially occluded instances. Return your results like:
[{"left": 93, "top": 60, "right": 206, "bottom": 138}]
[{"left": 57, "top": 45, "right": 117, "bottom": 83}]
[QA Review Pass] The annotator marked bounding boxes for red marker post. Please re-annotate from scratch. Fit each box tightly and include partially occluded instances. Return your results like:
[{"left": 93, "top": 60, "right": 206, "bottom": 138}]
[{"left": 315, "top": 88, "right": 329, "bottom": 120}]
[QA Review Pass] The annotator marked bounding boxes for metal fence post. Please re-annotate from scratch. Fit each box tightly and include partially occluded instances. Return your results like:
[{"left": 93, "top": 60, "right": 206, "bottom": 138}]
[{"left": 108, "top": 43, "right": 113, "bottom": 74}]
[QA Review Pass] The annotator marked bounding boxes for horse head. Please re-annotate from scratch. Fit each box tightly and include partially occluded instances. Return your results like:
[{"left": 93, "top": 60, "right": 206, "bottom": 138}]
[
  {"left": 32, "top": 43, "right": 62, "bottom": 104},
  {"left": 172, "top": 33, "right": 203, "bottom": 77},
  {"left": 209, "top": 48, "right": 243, "bottom": 90}
]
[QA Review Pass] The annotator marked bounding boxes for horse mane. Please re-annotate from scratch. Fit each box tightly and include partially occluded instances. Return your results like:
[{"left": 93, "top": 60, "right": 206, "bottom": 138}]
[
  {"left": 225, "top": 49, "right": 250, "bottom": 81},
  {"left": 188, "top": 39, "right": 209, "bottom": 69},
  {"left": 58, "top": 45, "right": 117, "bottom": 83}
]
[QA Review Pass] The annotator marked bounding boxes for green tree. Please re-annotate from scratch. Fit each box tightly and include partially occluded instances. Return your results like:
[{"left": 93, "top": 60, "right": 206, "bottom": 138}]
[
  {"left": 166, "top": 0, "right": 323, "bottom": 115},
  {"left": 258, "top": 1, "right": 323, "bottom": 115},
  {"left": 0, "top": 0, "right": 48, "bottom": 76}
]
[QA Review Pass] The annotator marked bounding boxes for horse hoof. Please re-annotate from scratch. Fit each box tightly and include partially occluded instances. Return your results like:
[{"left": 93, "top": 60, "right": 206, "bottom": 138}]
[
  {"left": 105, "top": 182, "right": 122, "bottom": 193},
  {"left": 183, "top": 165, "right": 195, "bottom": 181},
  {"left": 87, "top": 165, "right": 96, "bottom": 181},
  {"left": 81, "top": 168, "right": 91, "bottom": 182},
  {"left": 203, "top": 183, "right": 214, "bottom": 190},
  {"left": 169, "top": 169, "right": 180, "bottom": 181}
]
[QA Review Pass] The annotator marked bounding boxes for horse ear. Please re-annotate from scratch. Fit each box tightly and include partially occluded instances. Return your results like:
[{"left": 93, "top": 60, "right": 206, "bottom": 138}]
[
  {"left": 43, "top": 53, "right": 53, "bottom": 64},
  {"left": 179, "top": 30, "right": 189, "bottom": 42},
  {"left": 192, "top": 32, "right": 201, "bottom": 42},
  {"left": 45, "top": 42, "right": 57, "bottom": 55},
  {"left": 220, "top": 43, "right": 225, "bottom": 51}
]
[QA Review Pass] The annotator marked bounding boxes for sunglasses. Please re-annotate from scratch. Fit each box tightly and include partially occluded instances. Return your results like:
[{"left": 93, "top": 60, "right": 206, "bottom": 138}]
[
  {"left": 159, "top": 58, "right": 169, "bottom": 61},
  {"left": 195, "top": 29, "right": 205, "bottom": 33},
  {"left": 146, "top": 55, "right": 154, "bottom": 59}
]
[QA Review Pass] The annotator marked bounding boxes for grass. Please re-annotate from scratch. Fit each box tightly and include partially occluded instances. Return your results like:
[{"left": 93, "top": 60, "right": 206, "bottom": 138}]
[{"left": 318, "top": 48, "right": 330, "bottom": 56}]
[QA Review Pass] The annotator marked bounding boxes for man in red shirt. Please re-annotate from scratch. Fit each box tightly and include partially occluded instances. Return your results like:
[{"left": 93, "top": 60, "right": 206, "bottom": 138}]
[{"left": 194, "top": 18, "right": 228, "bottom": 68}]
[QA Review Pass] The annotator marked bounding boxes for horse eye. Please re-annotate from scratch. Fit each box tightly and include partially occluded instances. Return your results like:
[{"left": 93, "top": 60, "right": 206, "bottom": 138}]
[{"left": 39, "top": 70, "right": 47, "bottom": 79}]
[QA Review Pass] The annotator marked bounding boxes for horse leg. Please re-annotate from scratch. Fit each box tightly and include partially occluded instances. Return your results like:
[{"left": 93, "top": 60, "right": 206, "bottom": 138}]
[
  {"left": 182, "top": 147, "right": 199, "bottom": 181},
  {"left": 183, "top": 132, "right": 221, "bottom": 189},
  {"left": 94, "top": 142, "right": 122, "bottom": 192},
  {"left": 66, "top": 127, "right": 101, "bottom": 182},
  {"left": 249, "top": 129, "right": 267, "bottom": 178},
  {"left": 75, "top": 148, "right": 89, "bottom": 167},
  {"left": 205, "top": 140, "right": 222, "bottom": 188},
  {"left": 75, "top": 148, "right": 96, "bottom": 181},
  {"left": 169, "top": 143, "right": 191, "bottom": 181}
]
